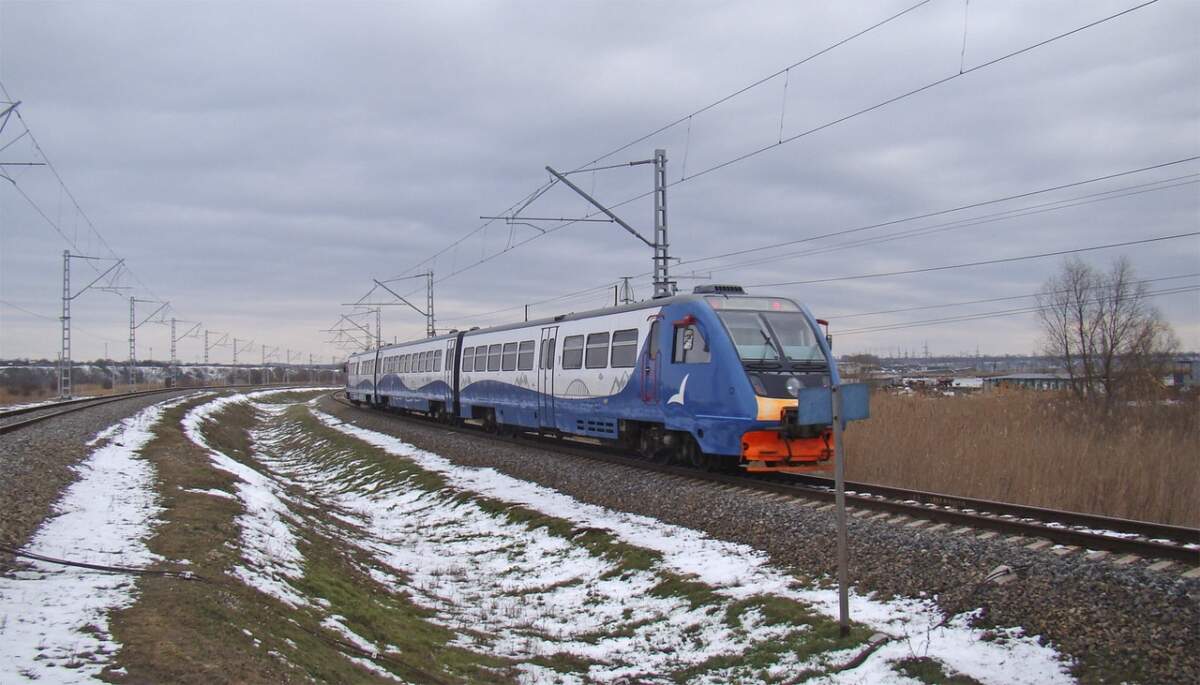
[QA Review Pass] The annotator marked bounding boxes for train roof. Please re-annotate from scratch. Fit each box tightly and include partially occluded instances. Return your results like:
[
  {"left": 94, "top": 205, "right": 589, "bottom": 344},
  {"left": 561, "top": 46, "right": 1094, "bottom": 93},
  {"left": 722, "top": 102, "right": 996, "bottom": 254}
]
[{"left": 350, "top": 290, "right": 803, "bottom": 358}]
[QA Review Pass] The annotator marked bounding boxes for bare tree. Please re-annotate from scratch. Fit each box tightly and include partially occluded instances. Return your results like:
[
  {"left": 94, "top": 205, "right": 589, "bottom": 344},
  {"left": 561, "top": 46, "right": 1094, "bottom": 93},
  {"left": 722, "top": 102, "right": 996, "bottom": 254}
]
[{"left": 1036, "top": 257, "right": 1177, "bottom": 411}]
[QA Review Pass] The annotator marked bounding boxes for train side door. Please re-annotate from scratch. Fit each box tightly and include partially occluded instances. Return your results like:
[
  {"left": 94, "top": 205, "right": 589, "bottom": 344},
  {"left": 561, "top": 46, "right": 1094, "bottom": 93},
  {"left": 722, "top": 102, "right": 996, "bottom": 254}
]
[
  {"left": 537, "top": 326, "right": 558, "bottom": 429},
  {"left": 443, "top": 338, "right": 456, "bottom": 408},
  {"left": 641, "top": 318, "right": 661, "bottom": 404}
]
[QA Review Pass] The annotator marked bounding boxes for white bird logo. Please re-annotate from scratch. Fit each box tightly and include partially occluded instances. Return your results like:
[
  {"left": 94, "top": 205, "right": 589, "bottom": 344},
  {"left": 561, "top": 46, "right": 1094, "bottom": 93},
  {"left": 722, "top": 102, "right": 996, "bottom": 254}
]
[{"left": 668, "top": 374, "right": 689, "bottom": 405}]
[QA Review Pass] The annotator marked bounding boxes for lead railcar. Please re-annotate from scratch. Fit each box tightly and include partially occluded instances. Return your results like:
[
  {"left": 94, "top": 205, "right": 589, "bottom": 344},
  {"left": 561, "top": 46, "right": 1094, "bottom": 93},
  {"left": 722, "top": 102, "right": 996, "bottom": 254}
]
[{"left": 346, "top": 285, "right": 865, "bottom": 474}]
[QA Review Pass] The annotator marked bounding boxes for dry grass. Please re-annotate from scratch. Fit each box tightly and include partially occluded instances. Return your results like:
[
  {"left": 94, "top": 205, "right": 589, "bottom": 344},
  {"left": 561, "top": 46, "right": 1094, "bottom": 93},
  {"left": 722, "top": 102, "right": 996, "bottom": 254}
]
[
  {"left": 842, "top": 390, "right": 1199, "bottom": 527},
  {"left": 0, "top": 383, "right": 149, "bottom": 406}
]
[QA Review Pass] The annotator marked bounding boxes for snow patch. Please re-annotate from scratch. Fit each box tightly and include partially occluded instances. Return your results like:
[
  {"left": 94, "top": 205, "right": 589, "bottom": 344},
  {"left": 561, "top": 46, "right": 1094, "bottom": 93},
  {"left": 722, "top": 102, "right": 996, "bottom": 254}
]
[
  {"left": 0, "top": 395, "right": 195, "bottom": 682},
  {"left": 314, "top": 409, "right": 1074, "bottom": 685}
]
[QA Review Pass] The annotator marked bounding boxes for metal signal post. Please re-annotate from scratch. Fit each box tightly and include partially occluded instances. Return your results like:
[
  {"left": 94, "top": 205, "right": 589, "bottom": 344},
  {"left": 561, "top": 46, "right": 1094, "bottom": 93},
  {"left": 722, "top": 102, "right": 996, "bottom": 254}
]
[
  {"left": 58, "top": 250, "right": 125, "bottom": 398},
  {"left": 129, "top": 296, "right": 168, "bottom": 389},
  {"left": 543, "top": 149, "right": 676, "bottom": 299}
]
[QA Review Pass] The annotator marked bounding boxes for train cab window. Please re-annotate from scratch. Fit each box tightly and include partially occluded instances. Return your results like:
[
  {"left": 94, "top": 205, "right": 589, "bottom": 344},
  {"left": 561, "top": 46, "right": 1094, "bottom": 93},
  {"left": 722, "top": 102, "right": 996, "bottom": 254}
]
[
  {"left": 487, "top": 344, "right": 502, "bottom": 372},
  {"left": 501, "top": 342, "right": 518, "bottom": 371},
  {"left": 610, "top": 329, "right": 638, "bottom": 368},
  {"left": 562, "top": 336, "right": 584, "bottom": 369},
  {"left": 517, "top": 340, "right": 535, "bottom": 370},
  {"left": 673, "top": 324, "right": 711, "bottom": 364},
  {"left": 585, "top": 332, "right": 610, "bottom": 369},
  {"left": 434, "top": 350, "right": 442, "bottom": 372}
]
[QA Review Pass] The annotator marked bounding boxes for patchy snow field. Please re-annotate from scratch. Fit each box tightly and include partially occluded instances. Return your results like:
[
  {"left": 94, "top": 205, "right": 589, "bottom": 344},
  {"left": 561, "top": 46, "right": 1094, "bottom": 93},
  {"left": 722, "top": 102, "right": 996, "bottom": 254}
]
[
  {"left": 0, "top": 394, "right": 204, "bottom": 682},
  {"left": 0, "top": 389, "right": 1077, "bottom": 683},
  {"left": 310, "top": 408, "right": 1074, "bottom": 684}
]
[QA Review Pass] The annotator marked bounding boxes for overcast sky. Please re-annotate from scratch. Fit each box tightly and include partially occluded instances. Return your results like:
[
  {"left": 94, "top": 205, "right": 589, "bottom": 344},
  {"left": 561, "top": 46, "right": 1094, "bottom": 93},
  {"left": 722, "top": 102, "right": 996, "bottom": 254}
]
[{"left": 1, "top": 0, "right": 1197, "bottom": 364}]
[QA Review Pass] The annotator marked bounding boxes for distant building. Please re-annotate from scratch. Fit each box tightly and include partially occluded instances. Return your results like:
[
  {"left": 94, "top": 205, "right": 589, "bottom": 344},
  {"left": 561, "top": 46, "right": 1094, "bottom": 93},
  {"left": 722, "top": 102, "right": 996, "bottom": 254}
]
[
  {"left": 1169, "top": 359, "right": 1198, "bottom": 388},
  {"left": 983, "top": 373, "right": 1072, "bottom": 392}
]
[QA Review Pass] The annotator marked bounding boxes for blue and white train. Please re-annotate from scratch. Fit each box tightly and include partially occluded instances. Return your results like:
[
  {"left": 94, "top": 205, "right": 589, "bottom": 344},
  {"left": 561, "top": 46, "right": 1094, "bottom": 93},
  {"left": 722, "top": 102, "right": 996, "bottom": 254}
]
[{"left": 345, "top": 285, "right": 867, "bottom": 474}]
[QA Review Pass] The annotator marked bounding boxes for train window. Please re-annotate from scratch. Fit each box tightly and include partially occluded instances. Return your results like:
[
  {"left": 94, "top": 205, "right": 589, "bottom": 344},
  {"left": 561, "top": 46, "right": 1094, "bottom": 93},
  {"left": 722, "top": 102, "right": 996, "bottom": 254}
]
[
  {"left": 540, "top": 338, "right": 556, "bottom": 370},
  {"left": 422, "top": 351, "right": 431, "bottom": 372},
  {"left": 585, "top": 332, "right": 609, "bottom": 369},
  {"left": 562, "top": 336, "right": 584, "bottom": 369},
  {"left": 517, "top": 340, "right": 535, "bottom": 370},
  {"left": 610, "top": 329, "right": 638, "bottom": 368},
  {"left": 434, "top": 349, "right": 442, "bottom": 372},
  {"left": 647, "top": 320, "right": 660, "bottom": 360},
  {"left": 673, "top": 324, "right": 711, "bottom": 364},
  {"left": 502, "top": 342, "right": 518, "bottom": 371},
  {"left": 487, "top": 344, "right": 502, "bottom": 371},
  {"left": 461, "top": 347, "right": 473, "bottom": 372},
  {"left": 415, "top": 352, "right": 423, "bottom": 373},
  {"left": 472, "top": 347, "right": 483, "bottom": 372}
]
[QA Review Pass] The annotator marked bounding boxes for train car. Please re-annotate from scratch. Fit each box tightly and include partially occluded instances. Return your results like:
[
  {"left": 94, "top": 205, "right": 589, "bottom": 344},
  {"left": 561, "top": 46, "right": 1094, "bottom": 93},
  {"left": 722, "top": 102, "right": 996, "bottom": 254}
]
[
  {"left": 345, "top": 348, "right": 376, "bottom": 404},
  {"left": 372, "top": 333, "right": 458, "bottom": 417},
  {"left": 345, "top": 285, "right": 866, "bottom": 474}
]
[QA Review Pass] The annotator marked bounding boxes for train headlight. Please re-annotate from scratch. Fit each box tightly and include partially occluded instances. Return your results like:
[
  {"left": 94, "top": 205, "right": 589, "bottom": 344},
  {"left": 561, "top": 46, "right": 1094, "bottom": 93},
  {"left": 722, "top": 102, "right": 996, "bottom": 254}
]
[{"left": 786, "top": 376, "right": 802, "bottom": 397}]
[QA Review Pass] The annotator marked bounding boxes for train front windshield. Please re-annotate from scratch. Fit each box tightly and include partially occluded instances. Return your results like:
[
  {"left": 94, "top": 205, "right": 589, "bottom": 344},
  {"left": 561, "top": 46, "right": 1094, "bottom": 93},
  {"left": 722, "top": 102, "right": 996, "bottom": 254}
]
[{"left": 716, "top": 310, "right": 824, "bottom": 365}]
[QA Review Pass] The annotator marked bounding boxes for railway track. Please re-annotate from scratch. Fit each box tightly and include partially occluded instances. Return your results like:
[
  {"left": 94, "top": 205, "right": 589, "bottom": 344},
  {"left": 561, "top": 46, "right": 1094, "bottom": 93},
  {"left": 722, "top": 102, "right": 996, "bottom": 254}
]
[
  {"left": 0, "top": 384, "right": 321, "bottom": 435},
  {"left": 329, "top": 392, "right": 1200, "bottom": 569}
]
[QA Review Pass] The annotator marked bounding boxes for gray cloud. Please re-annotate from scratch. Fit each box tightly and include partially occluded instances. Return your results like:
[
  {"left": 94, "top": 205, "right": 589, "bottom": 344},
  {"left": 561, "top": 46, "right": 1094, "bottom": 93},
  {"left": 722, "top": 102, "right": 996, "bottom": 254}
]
[{"left": 1, "top": 0, "right": 1196, "bottom": 363}]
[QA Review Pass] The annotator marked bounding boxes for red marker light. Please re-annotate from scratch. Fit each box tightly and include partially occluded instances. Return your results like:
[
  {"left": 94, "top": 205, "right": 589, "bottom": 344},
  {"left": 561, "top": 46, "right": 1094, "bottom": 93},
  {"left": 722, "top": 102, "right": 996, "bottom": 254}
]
[{"left": 771, "top": 300, "right": 782, "bottom": 310}]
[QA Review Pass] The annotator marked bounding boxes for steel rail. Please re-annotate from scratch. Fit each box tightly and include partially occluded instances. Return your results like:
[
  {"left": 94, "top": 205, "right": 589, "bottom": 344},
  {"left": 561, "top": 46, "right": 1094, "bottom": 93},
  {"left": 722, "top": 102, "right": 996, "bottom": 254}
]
[
  {"left": 328, "top": 392, "right": 1200, "bottom": 565},
  {"left": 0, "top": 383, "right": 320, "bottom": 435},
  {"left": 786, "top": 474, "right": 1199, "bottom": 548}
]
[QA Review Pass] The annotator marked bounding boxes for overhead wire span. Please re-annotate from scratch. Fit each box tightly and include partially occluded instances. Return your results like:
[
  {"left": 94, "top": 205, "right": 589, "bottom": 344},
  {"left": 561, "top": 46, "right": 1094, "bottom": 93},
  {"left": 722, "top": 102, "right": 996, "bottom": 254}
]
[
  {"left": 407, "top": 156, "right": 1199, "bottom": 329},
  {"left": 836, "top": 285, "right": 1200, "bottom": 336},
  {"left": 437, "top": 280, "right": 623, "bottom": 324},
  {"left": 0, "top": 81, "right": 315, "bottom": 358},
  {"left": 675, "top": 155, "right": 1199, "bottom": 269},
  {"left": 685, "top": 175, "right": 1200, "bottom": 277},
  {"left": 747, "top": 232, "right": 1200, "bottom": 288},
  {"left": 825, "top": 272, "right": 1200, "bottom": 321},
  {"left": 401, "top": 1, "right": 1167, "bottom": 292},
  {"left": 390, "top": 1, "right": 934, "bottom": 285}
]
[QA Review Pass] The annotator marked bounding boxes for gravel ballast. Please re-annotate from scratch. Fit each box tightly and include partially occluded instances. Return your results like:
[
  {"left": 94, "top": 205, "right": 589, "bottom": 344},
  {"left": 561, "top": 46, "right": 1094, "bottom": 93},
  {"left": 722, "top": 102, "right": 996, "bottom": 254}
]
[
  {"left": 0, "top": 391, "right": 210, "bottom": 555},
  {"left": 318, "top": 396, "right": 1200, "bottom": 684}
]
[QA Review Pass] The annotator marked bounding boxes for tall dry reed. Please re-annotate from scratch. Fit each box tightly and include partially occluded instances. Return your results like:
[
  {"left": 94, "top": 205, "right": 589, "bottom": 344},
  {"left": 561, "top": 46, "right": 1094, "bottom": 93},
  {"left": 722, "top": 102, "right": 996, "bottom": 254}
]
[{"left": 842, "top": 390, "right": 1199, "bottom": 527}]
